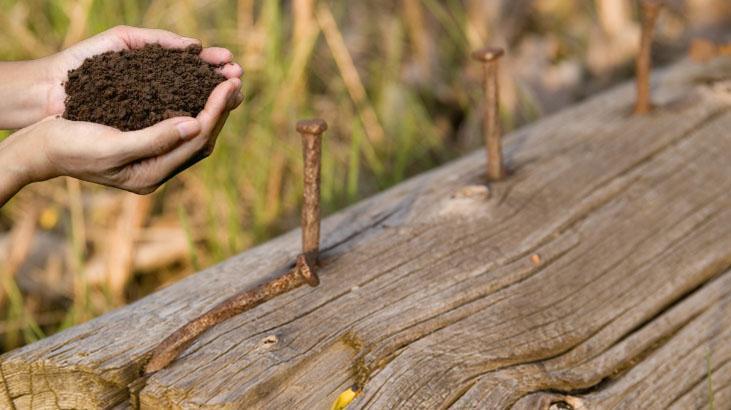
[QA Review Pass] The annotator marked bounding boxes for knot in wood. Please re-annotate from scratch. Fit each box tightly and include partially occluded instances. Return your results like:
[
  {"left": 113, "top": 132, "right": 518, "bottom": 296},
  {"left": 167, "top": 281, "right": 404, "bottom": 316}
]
[
  {"left": 262, "top": 335, "right": 279, "bottom": 346},
  {"left": 451, "top": 185, "right": 490, "bottom": 199},
  {"left": 549, "top": 401, "right": 574, "bottom": 410}
]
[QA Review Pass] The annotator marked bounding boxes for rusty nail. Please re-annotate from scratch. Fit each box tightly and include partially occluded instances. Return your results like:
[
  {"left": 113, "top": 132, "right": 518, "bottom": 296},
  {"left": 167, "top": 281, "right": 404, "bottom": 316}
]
[
  {"left": 472, "top": 46, "right": 505, "bottom": 181},
  {"left": 144, "top": 121, "right": 328, "bottom": 375},
  {"left": 297, "top": 118, "right": 327, "bottom": 269},
  {"left": 145, "top": 255, "right": 318, "bottom": 374},
  {"left": 634, "top": 0, "right": 663, "bottom": 114}
]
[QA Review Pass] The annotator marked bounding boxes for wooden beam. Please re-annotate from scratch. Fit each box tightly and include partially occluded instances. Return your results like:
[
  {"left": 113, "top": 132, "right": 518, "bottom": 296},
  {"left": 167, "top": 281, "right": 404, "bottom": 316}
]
[{"left": 1, "top": 57, "right": 730, "bottom": 409}]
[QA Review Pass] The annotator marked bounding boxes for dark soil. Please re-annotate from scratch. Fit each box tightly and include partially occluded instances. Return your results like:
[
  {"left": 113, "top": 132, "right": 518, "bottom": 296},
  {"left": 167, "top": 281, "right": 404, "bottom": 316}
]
[{"left": 63, "top": 44, "right": 226, "bottom": 131}]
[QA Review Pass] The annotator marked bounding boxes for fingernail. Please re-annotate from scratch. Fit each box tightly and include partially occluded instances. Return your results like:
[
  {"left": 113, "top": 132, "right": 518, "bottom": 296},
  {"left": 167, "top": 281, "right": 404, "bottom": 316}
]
[
  {"left": 230, "top": 63, "right": 244, "bottom": 77},
  {"left": 227, "top": 82, "right": 240, "bottom": 106},
  {"left": 226, "top": 92, "right": 236, "bottom": 109},
  {"left": 176, "top": 119, "right": 200, "bottom": 140},
  {"left": 230, "top": 88, "right": 243, "bottom": 108}
]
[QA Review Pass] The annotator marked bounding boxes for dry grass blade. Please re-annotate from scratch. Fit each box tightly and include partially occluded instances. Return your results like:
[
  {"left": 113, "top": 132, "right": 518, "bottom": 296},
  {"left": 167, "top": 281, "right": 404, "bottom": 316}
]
[
  {"left": 0, "top": 205, "right": 39, "bottom": 303},
  {"left": 237, "top": 0, "right": 254, "bottom": 38},
  {"left": 597, "top": 0, "right": 633, "bottom": 36},
  {"left": 133, "top": 227, "right": 189, "bottom": 273},
  {"left": 61, "top": 0, "right": 94, "bottom": 48},
  {"left": 316, "top": 3, "right": 385, "bottom": 145},
  {"left": 293, "top": 0, "right": 315, "bottom": 45},
  {"left": 3, "top": 3, "right": 53, "bottom": 57},
  {"left": 402, "top": 0, "right": 432, "bottom": 80},
  {"left": 271, "top": 2, "right": 321, "bottom": 126},
  {"left": 262, "top": 151, "right": 285, "bottom": 226},
  {"left": 65, "top": 177, "right": 89, "bottom": 324},
  {"left": 105, "top": 193, "right": 152, "bottom": 303}
]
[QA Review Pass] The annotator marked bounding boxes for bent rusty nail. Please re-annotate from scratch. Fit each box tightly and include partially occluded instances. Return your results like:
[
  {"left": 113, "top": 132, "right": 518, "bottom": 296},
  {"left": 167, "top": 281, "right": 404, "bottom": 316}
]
[
  {"left": 144, "top": 120, "right": 327, "bottom": 375},
  {"left": 634, "top": 0, "right": 663, "bottom": 114},
  {"left": 472, "top": 46, "right": 505, "bottom": 181},
  {"left": 144, "top": 256, "right": 318, "bottom": 374}
]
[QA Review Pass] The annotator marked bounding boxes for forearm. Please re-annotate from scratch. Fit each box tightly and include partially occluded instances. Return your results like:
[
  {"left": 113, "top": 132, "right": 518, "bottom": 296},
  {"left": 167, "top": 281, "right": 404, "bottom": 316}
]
[
  {"left": 0, "top": 58, "right": 54, "bottom": 130},
  {"left": 0, "top": 137, "right": 30, "bottom": 207}
]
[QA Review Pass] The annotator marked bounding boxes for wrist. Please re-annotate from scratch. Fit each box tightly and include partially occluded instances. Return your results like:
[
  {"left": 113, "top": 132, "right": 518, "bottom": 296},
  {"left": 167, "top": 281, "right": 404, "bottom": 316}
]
[
  {"left": 0, "top": 57, "right": 56, "bottom": 130},
  {"left": 0, "top": 138, "right": 31, "bottom": 206}
]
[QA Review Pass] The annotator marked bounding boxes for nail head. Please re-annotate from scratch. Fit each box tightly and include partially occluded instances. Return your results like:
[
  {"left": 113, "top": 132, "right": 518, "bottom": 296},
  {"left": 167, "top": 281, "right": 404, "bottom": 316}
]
[{"left": 297, "top": 118, "right": 328, "bottom": 135}]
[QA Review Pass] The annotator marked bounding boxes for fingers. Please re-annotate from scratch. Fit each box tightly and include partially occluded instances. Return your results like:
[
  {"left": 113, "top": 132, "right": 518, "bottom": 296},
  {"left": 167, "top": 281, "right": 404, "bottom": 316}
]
[
  {"left": 32, "top": 117, "right": 122, "bottom": 180},
  {"left": 200, "top": 110, "right": 230, "bottom": 161},
  {"left": 142, "top": 127, "right": 215, "bottom": 188},
  {"left": 217, "top": 62, "right": 244, "bottom": 80},
  {"left": 119, "top": 115, "right": 214, "bottom": 194},
  {"left": 118, "top": 28, "right": 242, "bottom": 80},
  {"left": 113, "top": 25, "right": 200, "bottom": 50},
  {"left": 231, "top": 91, "right": 244, "bottom": 110},
  {"left": 116, "top": 117, "right": 201, "bottom": 163},
  {"left": 78, "top": 61, "right": 240, "bottom": 194},
  {"left": 189, "top": 79, "right": 238, "bottom": 164},
  {"left": 197, "top": 79, "right": 240, "bottom": 134},
  {"left": 199, "top": 78, "right": 241, "bottom": 155},
  {"left": 199, "top": 47, "right": 241, "bottom": 79},
  {"left": 124, "top": 79, "right": 240, "bottom": 192},
  {"left": 227, "top": 80, "right": 244, "bottom": 110},
  {"left": 199, "top": 47, "right": 234, "bottom": 65}
]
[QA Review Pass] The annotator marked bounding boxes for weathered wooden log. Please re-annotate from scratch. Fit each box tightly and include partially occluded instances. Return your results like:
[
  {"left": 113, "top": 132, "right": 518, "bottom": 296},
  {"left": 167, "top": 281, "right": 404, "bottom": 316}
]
[{"left": 1, "top": 57, "right": 730, "bottom": 409}]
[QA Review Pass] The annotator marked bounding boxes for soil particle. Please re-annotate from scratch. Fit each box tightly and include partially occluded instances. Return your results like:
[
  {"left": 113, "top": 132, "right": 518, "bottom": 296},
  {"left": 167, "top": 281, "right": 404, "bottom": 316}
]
[{"left": 62, "top": 44, "right": 226, "bottom": 131}]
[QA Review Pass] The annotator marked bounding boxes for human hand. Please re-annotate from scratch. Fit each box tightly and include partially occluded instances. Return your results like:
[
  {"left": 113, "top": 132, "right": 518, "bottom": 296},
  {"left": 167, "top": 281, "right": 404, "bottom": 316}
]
[
  {"left": 45, "top": 25, "right": 244, "bottom": 119},
  {"left": 0, "top": 75, "right": 240, "bottom": 202},
  {"left": 0, "top": 25, "right": 243, "bottom": 129},
  {"left": 0, "top": 25, "right": 243, "bottom": 204}
]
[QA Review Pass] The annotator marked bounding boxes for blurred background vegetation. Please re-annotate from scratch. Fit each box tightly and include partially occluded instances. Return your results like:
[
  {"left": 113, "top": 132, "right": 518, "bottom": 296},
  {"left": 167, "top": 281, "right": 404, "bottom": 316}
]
[{"left": 0, "top": 0, "right": 728, "bottom": 352}]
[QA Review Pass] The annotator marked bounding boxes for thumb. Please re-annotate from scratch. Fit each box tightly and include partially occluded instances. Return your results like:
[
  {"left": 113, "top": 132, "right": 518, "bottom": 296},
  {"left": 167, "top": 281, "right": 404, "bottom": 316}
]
[{"left": 119, "top": 117, "right": 201, "bottom": 161}]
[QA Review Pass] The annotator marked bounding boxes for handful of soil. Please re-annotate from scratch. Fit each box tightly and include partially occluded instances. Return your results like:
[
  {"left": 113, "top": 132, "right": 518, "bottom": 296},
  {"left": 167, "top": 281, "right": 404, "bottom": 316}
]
[{"left": 63, "top": 44, "right": 226, "bottom": 131}]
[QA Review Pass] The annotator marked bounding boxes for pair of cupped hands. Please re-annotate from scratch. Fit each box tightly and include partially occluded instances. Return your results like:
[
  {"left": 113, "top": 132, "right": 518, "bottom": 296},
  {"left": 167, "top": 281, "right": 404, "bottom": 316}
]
[{"left": 0, "top": 26, "right": 243, "bottom": 205}]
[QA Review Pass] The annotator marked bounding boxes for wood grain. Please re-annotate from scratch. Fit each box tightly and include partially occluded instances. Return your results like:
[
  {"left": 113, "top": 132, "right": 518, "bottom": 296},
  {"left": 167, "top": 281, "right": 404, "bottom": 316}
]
[{"left": 1, "top": 57, "right": 730, "bottom": 409}]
